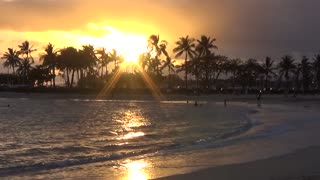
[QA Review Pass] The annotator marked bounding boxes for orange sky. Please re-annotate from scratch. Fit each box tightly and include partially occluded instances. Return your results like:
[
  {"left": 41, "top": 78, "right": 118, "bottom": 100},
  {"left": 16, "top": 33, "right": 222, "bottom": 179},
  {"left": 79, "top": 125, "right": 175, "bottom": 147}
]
[{"left": 1, "top": 0, "right": 320, "bottom": 70}]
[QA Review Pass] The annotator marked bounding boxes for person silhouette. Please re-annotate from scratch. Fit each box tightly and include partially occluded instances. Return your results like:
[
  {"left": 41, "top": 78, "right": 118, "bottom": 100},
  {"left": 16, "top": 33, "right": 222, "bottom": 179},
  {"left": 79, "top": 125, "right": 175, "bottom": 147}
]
[{"left": 256, "top": 90, "right": 262, "bottom": 107}]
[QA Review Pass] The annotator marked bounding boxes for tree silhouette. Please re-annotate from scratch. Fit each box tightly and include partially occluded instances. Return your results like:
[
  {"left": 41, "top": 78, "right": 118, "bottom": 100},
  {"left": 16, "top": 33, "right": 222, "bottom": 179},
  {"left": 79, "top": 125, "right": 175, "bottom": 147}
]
[
  {"left": 313, "top": 54, "right": 320, "bottom": 90},
  {"left": 278, "top": 55, "right": 296, "bottom": 96},
  {"left": 57, "top": 47, "right": 79, "bottom": 87},
  {"left": 196, "top": 35, "right": 218, "bottom": 56},
  {"left": 17, "top": 41, "right": 37, "bottom": 84},
  {"left": 228, "top": 58, "right": 242, "bottom": 93},
  {"left": 16, "top": 57, "right": 34, "bottom": 84},
  {"left": 173, "top": 36, "right": 196, "bottom": 89},
  {"left": 195, "top": 35, "right": 218, "bottom": 89},
  {"left": 261, "top": 57, "right": 277, "bottom": 91},
  {"left": 109, "top": 49, "right": 123, "bottom": 72},
  {"left": 1, "top": 48, "right": 21, "bottom": 74},
  {"left": 40, "top": 43, "right": 58, "bottom": 87},
  {"left": 18, "top": 41, "right": 37, "bottom": 63},
  {"left": 299, "top": 56, "right": 312, "bottom": 93},
  {"left": 148, "top": 34, "right": 169, "bottom": 76},
  {"left": 79, "top": 45, "right": 98, "bottom": 77},
  {"left": 30, "top": 65, "right": 52, "bottom": 87},
  {"left": 96, "top": 47, "right": 111, "bottom": 77},
  {"left": 238, "top": 59, "right": 261, "bottom": 94}
]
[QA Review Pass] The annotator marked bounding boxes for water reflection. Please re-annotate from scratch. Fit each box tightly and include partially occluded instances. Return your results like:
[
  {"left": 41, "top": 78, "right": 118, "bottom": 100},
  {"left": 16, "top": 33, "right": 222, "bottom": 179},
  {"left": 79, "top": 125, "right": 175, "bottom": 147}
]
[
  {"left": 115, "top": 109, "right": 150, "bottom": 140},
  {"left": 123, "top": 160, "right": 150, "bottom": 180},
  {"left": 117, "top": 132, "right": 145, "bottom": 140}
]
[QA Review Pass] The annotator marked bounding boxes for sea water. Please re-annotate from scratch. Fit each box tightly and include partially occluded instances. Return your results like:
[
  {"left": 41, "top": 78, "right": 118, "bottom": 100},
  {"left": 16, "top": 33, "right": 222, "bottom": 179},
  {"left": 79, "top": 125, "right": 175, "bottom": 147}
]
[{"left": 0, "top": 95, "right": 252, "bottom": 179}]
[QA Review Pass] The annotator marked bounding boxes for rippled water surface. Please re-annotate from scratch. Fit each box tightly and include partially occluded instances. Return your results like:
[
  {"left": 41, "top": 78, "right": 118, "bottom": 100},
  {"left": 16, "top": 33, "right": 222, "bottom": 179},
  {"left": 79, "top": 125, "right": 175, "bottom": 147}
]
[{"left": 0, "top": 96, "right": 251, "bottom": 179}]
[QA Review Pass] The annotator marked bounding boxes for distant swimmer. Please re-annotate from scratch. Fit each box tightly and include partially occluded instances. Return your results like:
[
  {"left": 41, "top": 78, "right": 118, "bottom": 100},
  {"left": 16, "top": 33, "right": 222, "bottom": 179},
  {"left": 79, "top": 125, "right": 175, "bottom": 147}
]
[{"left": 256, "top": 90, "right": 262, "bottom": 107}]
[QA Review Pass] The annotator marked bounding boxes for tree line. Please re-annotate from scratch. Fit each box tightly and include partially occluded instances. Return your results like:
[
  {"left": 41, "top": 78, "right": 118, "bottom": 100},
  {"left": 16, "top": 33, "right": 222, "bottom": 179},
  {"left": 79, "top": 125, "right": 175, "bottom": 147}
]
[{"left": 1, "top": 35, "right": 320, "bottom": 95}]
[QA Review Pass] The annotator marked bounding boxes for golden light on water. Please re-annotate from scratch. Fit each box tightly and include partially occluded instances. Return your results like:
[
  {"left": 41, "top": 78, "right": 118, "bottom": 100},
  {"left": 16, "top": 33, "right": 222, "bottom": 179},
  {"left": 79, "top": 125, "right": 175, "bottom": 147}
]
[
  {"left": 117, "top": 132, "right": 145, "bottom": 140},
  {"left": 110, "top": 110, "right": 149, "bottom": 141},
  {"left": 123, "top": 160, "right": 150, "bottom": 180}
]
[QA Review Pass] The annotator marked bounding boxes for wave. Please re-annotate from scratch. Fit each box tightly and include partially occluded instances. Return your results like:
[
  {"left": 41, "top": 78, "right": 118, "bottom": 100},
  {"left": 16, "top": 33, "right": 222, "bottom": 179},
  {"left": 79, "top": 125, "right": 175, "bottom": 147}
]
[
  {"left": 0, "top": 124, "right": 254, "bottom": 177},
  {"left": 0, "top": 148, "right": 158, "bottom": 177}
]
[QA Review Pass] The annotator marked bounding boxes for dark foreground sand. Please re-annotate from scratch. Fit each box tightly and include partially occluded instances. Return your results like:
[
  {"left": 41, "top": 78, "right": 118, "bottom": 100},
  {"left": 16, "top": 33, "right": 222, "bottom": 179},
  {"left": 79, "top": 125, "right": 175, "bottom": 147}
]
[{"left": 155, "top": 146, "right": 320, "bottom": 180}]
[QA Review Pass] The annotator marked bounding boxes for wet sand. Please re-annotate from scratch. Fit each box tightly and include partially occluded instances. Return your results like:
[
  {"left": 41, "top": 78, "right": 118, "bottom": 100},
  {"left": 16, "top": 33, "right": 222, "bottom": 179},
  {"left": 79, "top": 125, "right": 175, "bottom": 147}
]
[{"left": 155, "top": 146, "right": 320, "bottom": 180}]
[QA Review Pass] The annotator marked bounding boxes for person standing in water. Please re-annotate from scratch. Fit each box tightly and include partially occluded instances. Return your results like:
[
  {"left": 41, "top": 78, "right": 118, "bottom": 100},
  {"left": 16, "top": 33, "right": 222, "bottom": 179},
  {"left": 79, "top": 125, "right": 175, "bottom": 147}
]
[{"left": 256, "top": 90, "right": 262, "bottom": 107}]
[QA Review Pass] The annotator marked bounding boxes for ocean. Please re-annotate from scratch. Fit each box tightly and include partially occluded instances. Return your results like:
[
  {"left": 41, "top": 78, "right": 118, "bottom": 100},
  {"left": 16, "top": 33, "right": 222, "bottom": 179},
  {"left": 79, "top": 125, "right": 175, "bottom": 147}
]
[{"left": 0, "top": 94, "right": 253, "bottom": 179}]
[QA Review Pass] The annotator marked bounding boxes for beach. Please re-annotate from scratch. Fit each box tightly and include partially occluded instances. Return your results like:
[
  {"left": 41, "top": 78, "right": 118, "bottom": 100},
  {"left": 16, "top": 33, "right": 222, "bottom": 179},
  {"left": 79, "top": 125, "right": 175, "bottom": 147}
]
[{"left": 156, "top": 146, "right": 320, "bottom": 180}]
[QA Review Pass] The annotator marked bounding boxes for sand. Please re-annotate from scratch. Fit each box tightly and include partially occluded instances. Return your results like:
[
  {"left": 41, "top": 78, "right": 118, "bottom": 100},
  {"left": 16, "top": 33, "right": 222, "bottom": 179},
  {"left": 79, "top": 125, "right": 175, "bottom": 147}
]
[{"left": 155, "top": 146, "right": 320, "bottom": 180}]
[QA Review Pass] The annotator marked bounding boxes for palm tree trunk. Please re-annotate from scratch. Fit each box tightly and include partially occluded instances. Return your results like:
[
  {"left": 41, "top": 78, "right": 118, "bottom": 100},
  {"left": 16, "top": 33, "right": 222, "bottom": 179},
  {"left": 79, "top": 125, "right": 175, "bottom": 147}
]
[
  {"left": 185, "top": 53, "right": 188, "bottom": 90},
  {"left": 101, "top": 66, "right": 104, "bottom": 77},
  {"left": 70, "top": 69, "right": 75, "bottom": 88},
  {"left": 105, "top": 64, "right": 108, "bottom": 76},
  {"left": 53, "top": 66, "right": 56, "bottom": 87},
  {"left": 66, "top": 68, "right": 70, "bottom": 87}
]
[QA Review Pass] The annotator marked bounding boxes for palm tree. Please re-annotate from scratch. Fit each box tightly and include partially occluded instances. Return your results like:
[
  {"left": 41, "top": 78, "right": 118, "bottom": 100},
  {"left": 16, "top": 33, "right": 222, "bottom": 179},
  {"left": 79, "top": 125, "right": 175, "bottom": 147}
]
[
  {"left": 56, "top": 47, "right": 79, "bottom": 87},
  {"left": 17, "top": 41, "right": 36, "bottom": 84},
  {"left": 16, "top": 57, "right": 34, "bottom": 84},
  {"left": 159, "top": 40, "right": 175, "bottom": 89},
  {"left": 228, "top": 58, "right": 242, "bottom": 93},
  {"left": 148, "top": 34, "right": 169, "bottom": 75},
  {"left": 313, "top": 54, "right": 320, "bottom": 90},
  {"left": 109, "top": 49, "right": 123, "bottom": 72},
  {"left": 173, "top": 36, "right": 196, "bottom": 89},
  {"left": 261, "top": 56, "right": 277, "bottom": 91},
  {"left": 40, "top": 43, "right": 58, "bottom": 87},
  {"left": 96, "top": 48, "right": 110, "bottom": 77},
  {"left": 80, "top": 45, "right": 97, "bottom": 77},
  {"left": 1, "top": 48, "right": 21, "bottom": 74},
  {"left": 196, "top": 35, "right": 218, "bottom": 56},
  {"left": 300, "top": 56, "right": 312, "bottom": 93},
  {"left": 238, "top": 59, "right": 262, "bottom": 93},
  {"left": 278, "top": 55, "right": 296, "bottom": 96},
  {"left": 18, "top": 40, "right": 37, "bottom": 63},
  {"left": 195, "top": 35, "right": 218, "bottom": 89},
  {"left": 161, "top": 54, "right": 175, "bottom": 89}
]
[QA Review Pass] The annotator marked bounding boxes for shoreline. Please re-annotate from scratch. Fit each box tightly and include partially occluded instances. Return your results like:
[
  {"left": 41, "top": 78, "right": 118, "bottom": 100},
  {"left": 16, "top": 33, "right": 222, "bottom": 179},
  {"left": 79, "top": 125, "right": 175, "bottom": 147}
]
[
  {"left": 1, "top": 90, "right": 320, "bottom": 101},
  {"left": 154, "top": 146, "right": 320, "bottom": 180}
]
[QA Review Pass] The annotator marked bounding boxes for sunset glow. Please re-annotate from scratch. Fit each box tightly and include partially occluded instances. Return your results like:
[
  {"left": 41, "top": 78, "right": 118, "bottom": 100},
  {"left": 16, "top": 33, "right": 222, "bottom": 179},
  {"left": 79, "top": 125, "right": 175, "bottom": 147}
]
[
  {"left": 79, "top": 24, "right": 148, "bottom": 64},
  {"left": 124, "top": 160, "right": 149, "bottom": 180}
]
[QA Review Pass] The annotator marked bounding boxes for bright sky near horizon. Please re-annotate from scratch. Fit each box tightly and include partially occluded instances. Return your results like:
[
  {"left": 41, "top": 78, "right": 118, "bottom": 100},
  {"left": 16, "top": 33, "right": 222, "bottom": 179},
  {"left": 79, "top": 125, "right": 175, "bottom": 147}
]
[{"left": 1, "top": 0, "right": 320, "bottom": 69}]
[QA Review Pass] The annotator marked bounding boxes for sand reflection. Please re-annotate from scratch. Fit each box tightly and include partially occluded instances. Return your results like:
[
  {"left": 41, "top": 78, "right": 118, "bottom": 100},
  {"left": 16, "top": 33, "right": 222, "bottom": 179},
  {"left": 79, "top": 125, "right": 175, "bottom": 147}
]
[{"left": 123, "top": 160, "right": 150, "bottom": 180}]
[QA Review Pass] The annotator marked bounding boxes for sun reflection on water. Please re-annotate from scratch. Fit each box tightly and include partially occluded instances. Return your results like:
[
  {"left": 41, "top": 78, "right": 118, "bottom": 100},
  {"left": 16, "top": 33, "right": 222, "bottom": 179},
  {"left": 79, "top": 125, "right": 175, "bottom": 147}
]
[
  {"left": 117, "top": 132, "right": 145, "bottom": 140},
  {"left": 114, "top": 109, "right": 150, "bottom": 140},
  {"left": 123, "top": 160, "right": 150, "bottom": 180}
]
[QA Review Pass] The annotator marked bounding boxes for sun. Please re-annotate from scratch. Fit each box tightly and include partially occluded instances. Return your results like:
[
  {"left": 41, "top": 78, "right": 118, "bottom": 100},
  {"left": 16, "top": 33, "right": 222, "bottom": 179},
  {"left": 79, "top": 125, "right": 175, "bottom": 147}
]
[
  {"left": 79, "top": 24, "right": 148, "bottom": 65},
  {"left": 118, "top": 34, "right": 147, "bottom": 65}
]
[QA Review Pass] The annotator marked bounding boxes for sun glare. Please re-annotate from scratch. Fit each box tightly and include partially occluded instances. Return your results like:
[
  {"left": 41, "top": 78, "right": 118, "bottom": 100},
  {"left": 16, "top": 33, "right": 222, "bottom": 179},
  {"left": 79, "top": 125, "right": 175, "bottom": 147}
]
[
  {"left": 79, "top": 24, "right": 148, "bottom": 65},
  {"left": 123, "top": 160, "right": 150, "bottom": 180}
]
